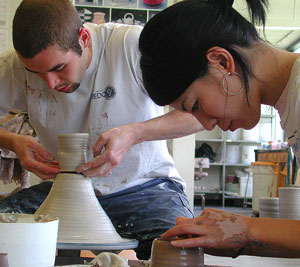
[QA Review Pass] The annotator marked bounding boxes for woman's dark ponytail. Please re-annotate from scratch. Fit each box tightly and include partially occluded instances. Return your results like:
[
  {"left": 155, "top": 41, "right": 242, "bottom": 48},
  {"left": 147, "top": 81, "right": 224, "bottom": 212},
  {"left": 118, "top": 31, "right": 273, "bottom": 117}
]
[
  {"left": 245, "top": 0, "right": 268, "bottom": 26},
  {"left": 209, "top": 0, "right": 268, "bottom": 26}
]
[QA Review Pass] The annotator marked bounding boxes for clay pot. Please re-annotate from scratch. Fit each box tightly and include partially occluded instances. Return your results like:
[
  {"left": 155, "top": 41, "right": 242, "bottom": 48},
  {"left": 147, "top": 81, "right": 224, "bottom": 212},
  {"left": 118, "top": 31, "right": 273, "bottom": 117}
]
[
  {"left": 57, "top": 133, "right": 89, "bottom": 172},
  {"left": 123, "top": 13, "right": 134, "bottom": 24},
  {"left": 36, "top": 133, "right": 137, "bottom": 250},
  {"left": 0, "top": 253, "right": 9, "bottom": 267},
  {"left": 150, "top": 238, "right": 204, "bottom": 267},
  {"left": 35, "top": 172, "right": 127, "bottom": 245},
  {"left": 93, "top": 12, "right": 106, "bottom": 24}
]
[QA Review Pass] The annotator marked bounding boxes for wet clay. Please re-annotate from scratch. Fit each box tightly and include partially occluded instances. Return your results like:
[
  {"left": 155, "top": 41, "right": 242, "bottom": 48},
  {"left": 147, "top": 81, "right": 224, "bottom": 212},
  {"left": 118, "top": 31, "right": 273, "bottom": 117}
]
[
  {"left": 0, "top": 253, "right": 9, "bottom": 267},
  {"left": 150, "top": 238, "right": 204, "bottom": 267},
  {"left": 0, "top": 213, "right": 56, "bottom": 223},
  {"left": 35, "top": 133, "right": 132, "bottom": 246},
  {"left": 57, "top": 133, "right": 89, "bottom": 172},
  {"left": 207, "top": 210, "right": 247, "bottom": 242}
]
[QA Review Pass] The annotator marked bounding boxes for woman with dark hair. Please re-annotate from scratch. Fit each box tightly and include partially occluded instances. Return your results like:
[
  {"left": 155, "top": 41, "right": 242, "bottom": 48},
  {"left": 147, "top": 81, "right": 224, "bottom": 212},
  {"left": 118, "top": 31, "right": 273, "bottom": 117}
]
[{"left": 139, "top": 0, "right": 300, "bottom": 258}]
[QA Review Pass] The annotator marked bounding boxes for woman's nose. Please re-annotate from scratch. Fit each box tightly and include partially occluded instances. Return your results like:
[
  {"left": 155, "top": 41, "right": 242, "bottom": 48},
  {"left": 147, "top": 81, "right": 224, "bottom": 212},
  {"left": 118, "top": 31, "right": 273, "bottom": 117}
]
[{"left": 194, "top": 112, "right": 217, "bottom": 131}]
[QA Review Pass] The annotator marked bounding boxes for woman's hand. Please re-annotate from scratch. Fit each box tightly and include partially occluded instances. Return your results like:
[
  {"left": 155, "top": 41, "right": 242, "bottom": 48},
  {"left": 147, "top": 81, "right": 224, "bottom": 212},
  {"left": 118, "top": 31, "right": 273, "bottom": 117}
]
[{"left": 161, "top": 208, "right": 251, "bottom": 257}]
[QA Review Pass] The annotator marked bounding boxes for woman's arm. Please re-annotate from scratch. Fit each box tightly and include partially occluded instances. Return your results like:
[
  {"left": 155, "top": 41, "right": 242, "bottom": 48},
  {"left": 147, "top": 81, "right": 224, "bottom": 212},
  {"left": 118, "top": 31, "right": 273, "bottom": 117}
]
[{"left": 161, "top": 208, "right": 300, "bottom": 258}]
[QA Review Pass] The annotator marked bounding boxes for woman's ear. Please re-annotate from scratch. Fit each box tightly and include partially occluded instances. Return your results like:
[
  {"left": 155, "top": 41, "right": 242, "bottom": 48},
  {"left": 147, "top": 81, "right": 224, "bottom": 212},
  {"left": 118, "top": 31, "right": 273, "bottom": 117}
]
[
  {"left": 78, "top": 27, "right": 91, "bottom": 48},
  {"left": 206, "top": 47, "right": 235, "bottom": 74}
]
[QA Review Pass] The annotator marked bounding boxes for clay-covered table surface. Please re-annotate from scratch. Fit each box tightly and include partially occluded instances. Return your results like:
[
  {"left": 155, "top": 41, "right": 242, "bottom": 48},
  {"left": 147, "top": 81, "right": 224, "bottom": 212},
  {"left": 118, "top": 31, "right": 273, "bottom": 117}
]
[
  {"left": 57, "top": 260, "right": 231, "bottom": 267},
  {"left": 57, "top": 254, "right": 300, "bottom": 266}
]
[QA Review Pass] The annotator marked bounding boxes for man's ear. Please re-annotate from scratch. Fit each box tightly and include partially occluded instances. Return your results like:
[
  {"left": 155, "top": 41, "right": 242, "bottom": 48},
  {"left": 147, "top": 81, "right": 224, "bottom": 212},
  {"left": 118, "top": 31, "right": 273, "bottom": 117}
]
[
  {"left": 79, "top": 27, "right": 91, "bottom": 48},
  {"left": 206, "top": 47, "right": 235, "bottom": 74}
]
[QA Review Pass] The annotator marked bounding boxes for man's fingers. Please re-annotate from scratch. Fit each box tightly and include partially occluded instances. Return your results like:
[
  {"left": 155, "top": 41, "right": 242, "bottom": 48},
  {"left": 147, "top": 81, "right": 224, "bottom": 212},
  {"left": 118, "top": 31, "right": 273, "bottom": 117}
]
[
  {"left": 33, "top": 171, "right": 57, "bottom": 180},
  {"left": 80, "top": 162, "right": 111, "bottom": 177},
  {"left": 30, "top": 141, "right": 56, "bottom": 161},
  {"left": 77, "top": 153, "right": 107, "bottom": 173},
  {"left": 25, "top": 159, "right": 60, "bottom": 175},
  {"left": 93, "top": 137, "right": 107, "bottom": 156}
]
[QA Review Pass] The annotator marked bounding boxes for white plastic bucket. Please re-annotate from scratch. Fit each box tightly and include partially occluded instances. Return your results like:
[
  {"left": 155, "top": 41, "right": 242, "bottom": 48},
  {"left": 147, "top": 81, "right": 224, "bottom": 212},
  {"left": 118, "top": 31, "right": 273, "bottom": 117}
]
[
  {"left": 259, "top": 197, "right": 279, "bottom": 218},
  {"left": 250, "top": 163, "right": 277, "bottom": 213},
  {"left": 239, "top": 176, "right": 253, "bottom": 198},
  {"left": 225, "top": 145, "right": 240, "bottom": 164},
  {"left": 240, "top": 146, "right": 255, "bottom": 164},
  {"left": 279, "top": 187, "right": 300, "bottom": 220},
  {"left": 226, "top": 129, "right": 241, "bottom": 141},
  {"left": 0, "top": 213, "right": 59, "bottom": 267}
]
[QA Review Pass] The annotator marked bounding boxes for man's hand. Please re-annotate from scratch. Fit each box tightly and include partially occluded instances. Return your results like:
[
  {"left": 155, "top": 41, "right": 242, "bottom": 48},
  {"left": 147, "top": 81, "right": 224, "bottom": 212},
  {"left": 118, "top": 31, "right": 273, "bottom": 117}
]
[
  {"left": 13, "top": 135, "right": 60, "bottom": 179},
  {"left": 161, "top": 208, "right": 250, "bottom": 257},
  {"left": 76, "top": 124, "right": 138, "bottom": 177},
  {"left": 76, "top": 110, "right": 204, "bottom": 177}
]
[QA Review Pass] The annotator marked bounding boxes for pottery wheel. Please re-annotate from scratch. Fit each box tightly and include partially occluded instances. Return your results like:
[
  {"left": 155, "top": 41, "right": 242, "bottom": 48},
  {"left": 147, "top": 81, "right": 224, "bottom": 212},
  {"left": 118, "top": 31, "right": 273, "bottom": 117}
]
[{"left": 57, "top": 239, "right": 139, "bottom": 250}]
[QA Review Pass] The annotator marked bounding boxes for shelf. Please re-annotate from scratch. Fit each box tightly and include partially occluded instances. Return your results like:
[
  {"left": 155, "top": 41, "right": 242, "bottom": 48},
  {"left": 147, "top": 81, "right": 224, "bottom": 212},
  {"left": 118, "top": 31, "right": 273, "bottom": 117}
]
[
  {"left": 194, "top": 191, "right": 223, "bottom": 195},
  {"left": 210, "top": 162, "right": 224, "bottom": 166},
  {"left": 224, "top": 195, "right": 252, "bottom": 199},
  {"left": 195, "top": 139, "right": 223, "bottom": 142},
  {"left": 224, "top": 163, "right": 251, "bottom": 167},
  {"left": 194, "top": 161, "right": 223, "bottom": 167},
  {"left": 260, "top": 114, "right": 276, "bottom": 119},
  {"left": 195, "top": 162, "right": 251, "bottom": 167},
  {"left": 225, "top": 140, "right": 261, "bottom": 146}
]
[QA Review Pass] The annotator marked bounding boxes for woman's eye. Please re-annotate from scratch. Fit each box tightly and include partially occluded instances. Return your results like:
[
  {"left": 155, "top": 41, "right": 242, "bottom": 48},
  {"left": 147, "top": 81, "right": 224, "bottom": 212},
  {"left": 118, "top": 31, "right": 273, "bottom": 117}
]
[
  {"left": 192, "top": 101, "right": 199, "bottom": 112},
  {"left": 56, "top": 65, "right": 65, "bottom": 72}
]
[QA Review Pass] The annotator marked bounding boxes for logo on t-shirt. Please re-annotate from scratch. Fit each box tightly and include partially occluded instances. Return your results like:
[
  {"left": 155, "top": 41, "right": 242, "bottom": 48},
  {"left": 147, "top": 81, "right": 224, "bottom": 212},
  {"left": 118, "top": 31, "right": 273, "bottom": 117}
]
[{"left": 92, "top": 86, "right": 116, "bottom": 100}]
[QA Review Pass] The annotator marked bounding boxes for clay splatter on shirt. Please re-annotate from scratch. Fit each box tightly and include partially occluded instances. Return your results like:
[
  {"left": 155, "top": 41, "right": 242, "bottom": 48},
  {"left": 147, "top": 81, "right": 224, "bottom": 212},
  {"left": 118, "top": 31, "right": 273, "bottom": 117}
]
[
  {"left": 25, "top": 81, "right": 36, "bottom": 96},
  {"left": 121, "top": 178, "right": 128, "bottom": 184}
]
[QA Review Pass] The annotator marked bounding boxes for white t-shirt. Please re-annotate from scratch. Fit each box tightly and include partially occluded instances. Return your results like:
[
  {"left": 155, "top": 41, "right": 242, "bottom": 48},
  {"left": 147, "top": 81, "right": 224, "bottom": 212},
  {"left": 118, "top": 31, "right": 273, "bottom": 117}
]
[
  {"left": 0, "top": 23, "right": 184, "bottom": 195},
  {"left": 276, "top": 57, "right": 300, "bottom": 165}
]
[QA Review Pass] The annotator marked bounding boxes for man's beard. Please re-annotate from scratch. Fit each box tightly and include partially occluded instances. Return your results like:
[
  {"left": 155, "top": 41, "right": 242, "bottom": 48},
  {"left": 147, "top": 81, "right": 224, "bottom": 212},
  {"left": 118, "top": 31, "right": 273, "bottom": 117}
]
[{"left": 65, "top": 83, "right": 81, "bottom": 93}]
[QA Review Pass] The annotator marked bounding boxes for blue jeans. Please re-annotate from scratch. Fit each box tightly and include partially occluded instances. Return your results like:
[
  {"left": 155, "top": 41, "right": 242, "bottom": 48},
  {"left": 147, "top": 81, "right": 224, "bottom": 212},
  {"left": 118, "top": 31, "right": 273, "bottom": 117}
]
[{"left": 0, "top": 178, "right": 193, "bottom": 259}]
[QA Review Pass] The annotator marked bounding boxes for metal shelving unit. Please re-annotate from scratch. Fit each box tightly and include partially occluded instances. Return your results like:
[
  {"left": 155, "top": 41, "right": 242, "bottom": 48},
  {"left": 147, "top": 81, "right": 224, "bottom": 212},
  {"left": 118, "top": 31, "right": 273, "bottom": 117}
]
[{"left": 194, "top": 106, "right": 281, "bottom": 207}]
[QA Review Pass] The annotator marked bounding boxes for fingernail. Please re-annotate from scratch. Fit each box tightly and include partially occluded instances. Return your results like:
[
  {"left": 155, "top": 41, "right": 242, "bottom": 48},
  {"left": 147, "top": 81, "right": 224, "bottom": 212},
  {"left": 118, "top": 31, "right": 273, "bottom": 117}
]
[{"left": 171, "top": 241, "right": 178, "bottom": 245}]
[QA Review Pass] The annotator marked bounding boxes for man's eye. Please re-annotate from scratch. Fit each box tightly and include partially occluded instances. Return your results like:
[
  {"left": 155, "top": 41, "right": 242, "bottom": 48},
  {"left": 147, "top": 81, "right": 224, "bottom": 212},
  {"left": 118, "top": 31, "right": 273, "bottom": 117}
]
[{"left": 192, "top": 101, "right": 199, "bottom": 112}]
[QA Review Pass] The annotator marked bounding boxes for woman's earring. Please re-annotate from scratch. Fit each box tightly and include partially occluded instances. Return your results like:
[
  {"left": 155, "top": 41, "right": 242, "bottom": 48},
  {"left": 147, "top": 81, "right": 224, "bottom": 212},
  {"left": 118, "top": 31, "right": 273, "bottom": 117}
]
[{"left": 222, "top": 72, "right": 243, "bottom": 95}]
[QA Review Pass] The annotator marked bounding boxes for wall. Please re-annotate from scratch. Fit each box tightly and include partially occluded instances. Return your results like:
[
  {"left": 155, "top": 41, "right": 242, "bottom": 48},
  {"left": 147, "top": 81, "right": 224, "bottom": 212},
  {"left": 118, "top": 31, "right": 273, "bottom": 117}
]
[
  {"left": 7, "top": 0, "right": 21, "bottom": 49},
  {"left": 169, "top": 135, "right": 195, "bottom": 210}
]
